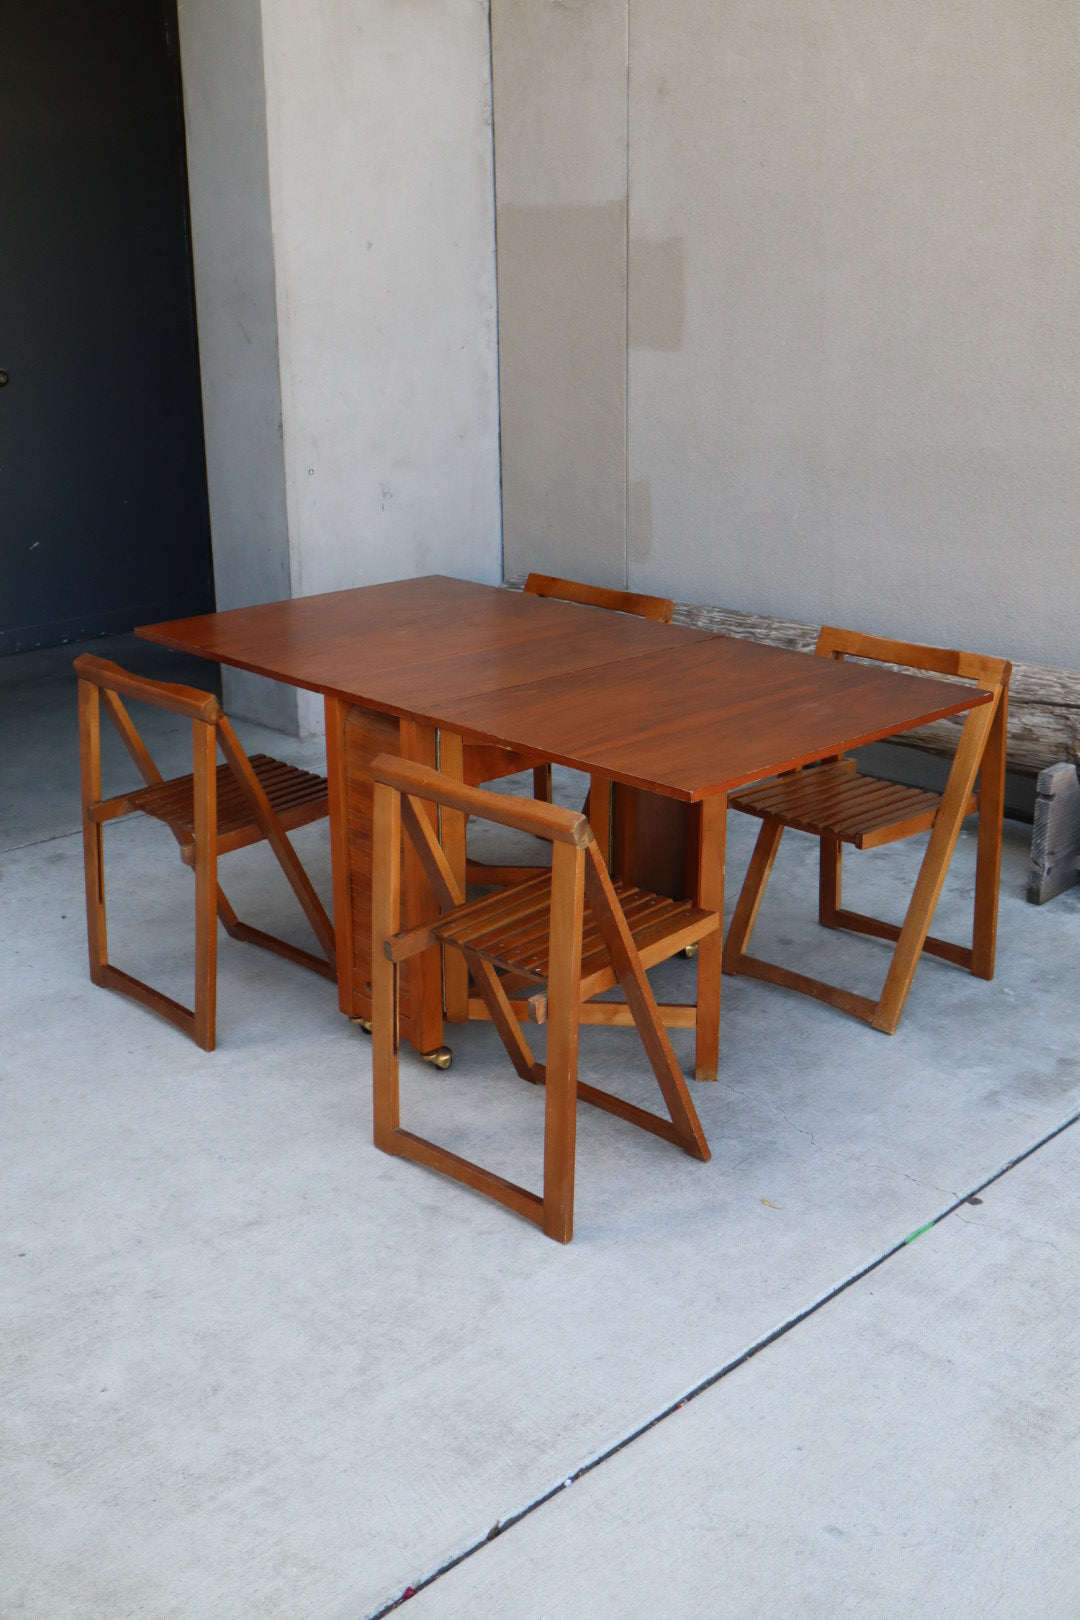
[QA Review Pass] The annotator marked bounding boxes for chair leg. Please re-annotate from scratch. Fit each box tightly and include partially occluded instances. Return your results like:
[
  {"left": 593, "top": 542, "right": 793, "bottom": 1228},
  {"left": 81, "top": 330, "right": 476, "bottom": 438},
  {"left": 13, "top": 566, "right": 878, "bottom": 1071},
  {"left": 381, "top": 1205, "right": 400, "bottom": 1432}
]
[
  {"left": 872, "top": 700, "right": 996, "bottom": 1034},
  {"left": 819, "top": 835, "right": 842, "bottom": 927},
  {"left": 83, "top": 819, "right": 109, "bottom": 987},
  {"left": 371, "top": 781, "right": 403, "bottom": 1149},
  {"left": 723, "top": 816, "right": 784, "bottom": 970},
  {"left": 541, "top": 843, "right": 585, "bottom": 1243},
  {"left": 583, "top": 848, "right": 710, "bottom": 1161},
  {"left": 78, "top": 680, "right": 109, "bottom": 986},
  {"left": 191, "top": 718, "right": 218, "bottom": 1051},
  {"left": 206, "top": 878, "right": 337, "bottom": 981},
  {"left": 691, "top": 794, "right": 726, "bottom": 1082},
  {"left": 462, "top": 948, "right": 544, "bottom": 1085},
  {"left": 437, "top": 729, "right": 471, "bottom": 1021},
  {"left": 971, "top": 689, "right": 1007, "bottom": 980},
  {"left": 533, "top": 764, "right": 553, "bottom": 802},
  {"left": 215, "top": 717, "right": 337, "bottom": 968}
]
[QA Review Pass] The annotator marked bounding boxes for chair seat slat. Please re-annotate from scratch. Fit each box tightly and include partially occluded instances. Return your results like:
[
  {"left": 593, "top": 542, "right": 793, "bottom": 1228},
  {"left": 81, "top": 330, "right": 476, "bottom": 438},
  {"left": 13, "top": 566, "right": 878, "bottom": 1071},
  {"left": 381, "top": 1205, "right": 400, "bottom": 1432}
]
[
  {"left": 434, "top": 877, "right": 707, "bottom": 985},
  {"left": 823, "top": 781, "right": 937, "bottom": 838},
  {"left": 468, "top": 906, "right": 553, "bottom": 966},
  {"left": 131, "top": 755, "right": 328, "bottom": 841},
  {"left": 443, "top": 879, "right": 552, "bottom": 950},
  {"left": 731, "top": 763, "right": 943, "bottom": 845},
  {"left": 440, "top": 879, "right": 662, "bottom": 966}
]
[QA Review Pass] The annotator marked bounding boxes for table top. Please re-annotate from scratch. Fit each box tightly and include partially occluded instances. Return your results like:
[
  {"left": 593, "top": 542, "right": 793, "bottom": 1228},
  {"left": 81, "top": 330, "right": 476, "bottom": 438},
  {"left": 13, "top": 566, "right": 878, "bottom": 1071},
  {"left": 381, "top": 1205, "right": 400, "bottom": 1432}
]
[
  {"left": 139, "top": 576, "right": 990, "bottom": 802},
  {"left": 440, "top": 635, "right": 988, "bottom": 800},
  {"left": 138, "top": 576, "right": 712, "bottom": 711}
]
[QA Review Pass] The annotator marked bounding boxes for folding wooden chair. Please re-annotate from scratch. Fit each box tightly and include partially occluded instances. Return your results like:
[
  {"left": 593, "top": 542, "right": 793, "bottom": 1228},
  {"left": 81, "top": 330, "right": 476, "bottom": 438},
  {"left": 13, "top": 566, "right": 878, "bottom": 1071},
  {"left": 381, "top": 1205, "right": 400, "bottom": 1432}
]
[
  {"left": 370, "top": 755, "right": 715, "bottom": 1242},
  {"left": 449, "top": 573, "right": 675, "bottom": 886},
  {"left": 76, "top": 654, "right": 336, "bottom": 1050},
  {"left": 722, "top": 629, "right": 1011, "bottom": 1033}
]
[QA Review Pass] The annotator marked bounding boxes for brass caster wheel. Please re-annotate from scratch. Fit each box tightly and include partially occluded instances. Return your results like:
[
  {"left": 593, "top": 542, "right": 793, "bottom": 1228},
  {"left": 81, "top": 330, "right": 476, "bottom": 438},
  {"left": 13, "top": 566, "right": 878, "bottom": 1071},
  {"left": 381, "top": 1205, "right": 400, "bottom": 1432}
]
[
  {"left": 682, "top": 942, "right": 699, "bottom": 959},
  {"left": 351, "top": 1015, "right": 373, "bottom": 1034},
  {"left": 422, "top": 1045, "right": 453, "bottom": 1071}
]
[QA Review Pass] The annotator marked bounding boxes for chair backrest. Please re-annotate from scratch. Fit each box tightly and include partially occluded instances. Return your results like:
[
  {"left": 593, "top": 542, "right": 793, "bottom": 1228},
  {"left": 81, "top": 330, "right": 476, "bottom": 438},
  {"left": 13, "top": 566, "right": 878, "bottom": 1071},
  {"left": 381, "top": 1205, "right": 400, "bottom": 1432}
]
[
  {"left": 814, "top": 627, "right": 1011, "bottom": 694},
  {"left": 74, "top": 654, "right": 221, "bottom": 722},
  {"left": 74, "top": 653, "right": 223, "bottom": 796},
  {"left": 523, "top": 573, "right": 674, "bottom": 624},
  {"left": 372, "top": 753, "right": 594, "bottom": 857},
  {"left": 370, "top": 755, "right": 598, "bottom": 1032},
  {"left": 73, "top": 654, "right": 273, "bottom": 839}
]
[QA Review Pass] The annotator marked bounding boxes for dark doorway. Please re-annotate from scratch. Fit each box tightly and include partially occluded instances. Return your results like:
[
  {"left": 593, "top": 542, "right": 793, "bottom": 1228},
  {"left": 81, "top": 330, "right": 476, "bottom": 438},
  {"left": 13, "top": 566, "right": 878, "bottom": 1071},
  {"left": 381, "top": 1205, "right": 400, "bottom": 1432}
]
[{"left": 0, "top": 0, "right": 214, "bottom": 655}]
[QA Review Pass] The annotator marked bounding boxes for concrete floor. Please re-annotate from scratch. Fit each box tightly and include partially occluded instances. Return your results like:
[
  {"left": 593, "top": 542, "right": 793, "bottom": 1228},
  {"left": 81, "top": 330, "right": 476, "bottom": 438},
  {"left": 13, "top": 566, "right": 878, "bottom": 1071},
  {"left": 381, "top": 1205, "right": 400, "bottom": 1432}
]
[{"left": 2, "top": 638, "right": 1079, "bottom": 1618}]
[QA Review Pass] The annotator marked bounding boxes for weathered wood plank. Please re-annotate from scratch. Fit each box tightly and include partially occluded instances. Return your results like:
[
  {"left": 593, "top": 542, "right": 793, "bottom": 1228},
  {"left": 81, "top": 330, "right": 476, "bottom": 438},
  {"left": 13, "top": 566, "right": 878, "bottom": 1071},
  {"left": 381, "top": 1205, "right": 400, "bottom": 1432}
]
[{"left": 1027, "top": 762, "right": 1080, "bottom": 903}]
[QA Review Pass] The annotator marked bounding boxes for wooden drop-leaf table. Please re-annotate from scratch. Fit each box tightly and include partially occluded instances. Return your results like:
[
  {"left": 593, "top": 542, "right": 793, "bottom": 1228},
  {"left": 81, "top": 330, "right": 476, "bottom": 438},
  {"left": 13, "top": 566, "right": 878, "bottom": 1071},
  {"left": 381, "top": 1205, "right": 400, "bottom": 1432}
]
[{"left": 139, "top": 576, "right": 993, "bottom": 1078}]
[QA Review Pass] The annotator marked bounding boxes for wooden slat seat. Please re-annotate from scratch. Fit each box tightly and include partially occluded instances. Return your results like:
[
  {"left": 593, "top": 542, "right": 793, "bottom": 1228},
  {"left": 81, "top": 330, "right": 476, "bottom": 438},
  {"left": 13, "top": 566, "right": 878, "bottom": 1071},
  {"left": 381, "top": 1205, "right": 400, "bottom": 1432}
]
[
  {"left": 125, "top": 755, "right": 329, "bottom": 852},
  {"left": 723, "top": 629, "right": 1011, "bottom": 1034},
  {"left": 370, "top": 754, "right": 717, "bottom": 1242},
  {"left": 75, "top": 655, "right": 336, "bottom": 1050},
  {"left": 730, "top": 761, "right": 976, "bottom": 850},
  {"left": 433, "top": 877, "right": 714, "bottom": 996}
]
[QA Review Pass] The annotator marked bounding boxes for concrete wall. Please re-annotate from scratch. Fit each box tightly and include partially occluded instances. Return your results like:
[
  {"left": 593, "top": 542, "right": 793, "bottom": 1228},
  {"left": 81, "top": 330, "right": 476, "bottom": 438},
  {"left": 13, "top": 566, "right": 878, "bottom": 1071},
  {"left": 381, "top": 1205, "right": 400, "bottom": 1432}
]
[
  {"left": 491, "top": 0, "right": 628, "bottom": 586},
  {"left": 496, "top": 1, "right": 1080, "bottom": 672},
  {"left": 176, "top": 0, "right": 298, "bottom": 729},
  {"left": 179, "top": 0, "right": 503, "bottom": 732}
]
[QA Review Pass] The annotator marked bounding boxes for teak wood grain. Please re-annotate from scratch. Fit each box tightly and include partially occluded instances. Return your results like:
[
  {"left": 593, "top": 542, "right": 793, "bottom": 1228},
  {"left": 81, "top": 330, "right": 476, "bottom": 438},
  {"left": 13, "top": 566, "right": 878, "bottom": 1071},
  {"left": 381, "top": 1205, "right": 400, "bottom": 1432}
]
[
  {"left": 75, "top": 654, "right": 335, "bottom": 1051},
  {"left": 461, "top": 573, "right": 677, "bottom": 884},
  {"left": 139, "top": 581, "right": 988, "bottom": 801},
  {"left": 437, "top": 636, "right": 991, "bottom": 803},
  {"left": 522, "top": 572, "right": 674, "bottom": 622},
  {"left": 722, "top": 629, "right": 1011, "bottom": 1034},
  {"left": 138, "top": 578, "right": 714, "bottom": 1048},
  {"left": 139, "top": 579, "right": 994, "bottom": 1065},
  {"left": 139, "top": 576, "right": 710, "bottom": 718},
  {"left": 370, "top": 755, "right": 714, "bottom": 1241}
]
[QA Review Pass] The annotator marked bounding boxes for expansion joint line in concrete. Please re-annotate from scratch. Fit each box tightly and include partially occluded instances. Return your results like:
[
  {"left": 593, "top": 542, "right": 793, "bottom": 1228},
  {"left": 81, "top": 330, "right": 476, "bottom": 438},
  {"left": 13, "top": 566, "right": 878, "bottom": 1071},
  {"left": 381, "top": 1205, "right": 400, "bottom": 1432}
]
[
  {"left": 6, "top": 827, "right": 82, "bottom": 855},
  {"left": 366, "top": 1103, "right": 1080, "bottom": 1619}
]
